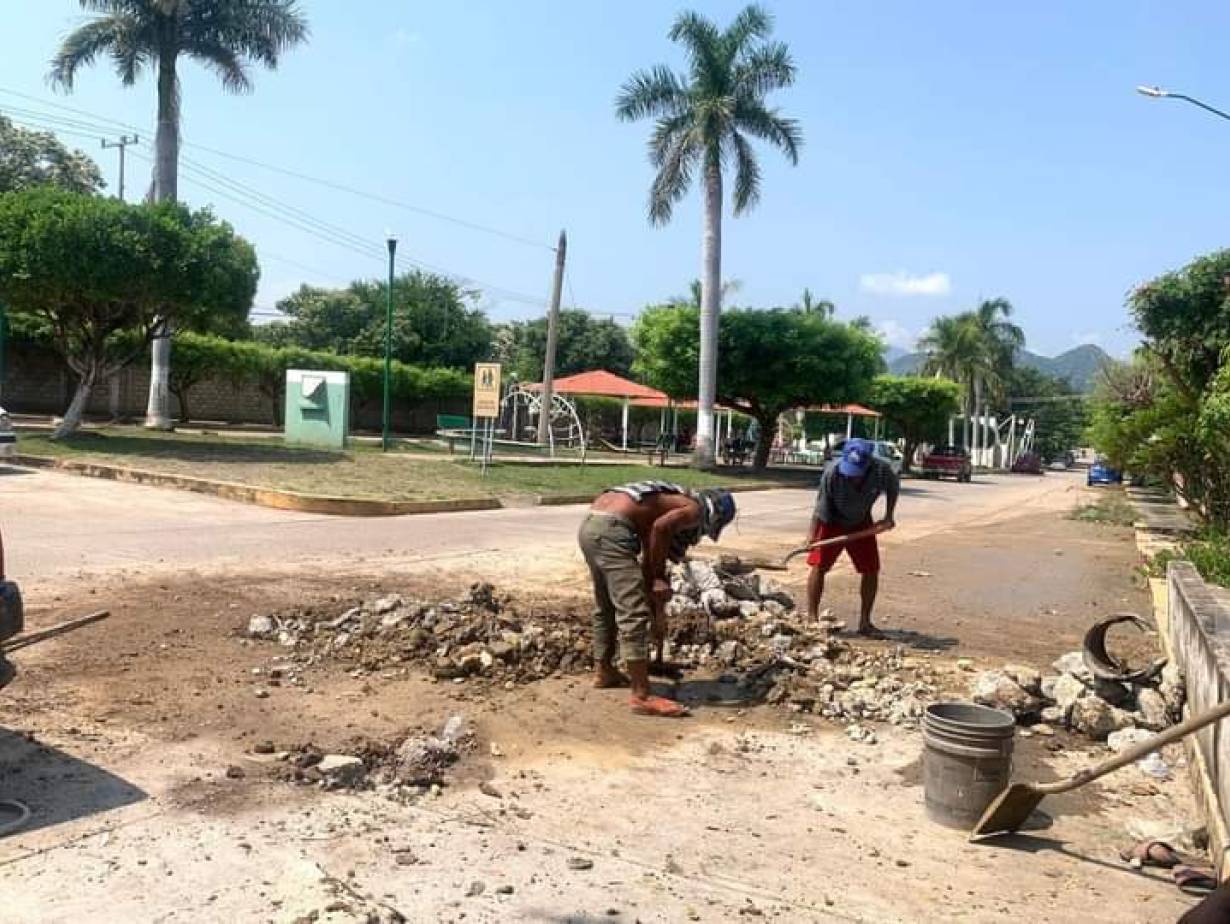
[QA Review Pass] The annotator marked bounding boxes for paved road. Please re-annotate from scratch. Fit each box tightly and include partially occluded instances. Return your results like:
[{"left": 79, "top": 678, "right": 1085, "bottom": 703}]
[{"left": 1, "top": 464, "right": 1083, "bottom": 585}]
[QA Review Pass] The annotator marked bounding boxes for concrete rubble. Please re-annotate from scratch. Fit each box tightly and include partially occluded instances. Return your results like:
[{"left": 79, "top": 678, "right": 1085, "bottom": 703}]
[
  {"left": 243, "top": 563, "right": 945, "bottom": 731},
  {"left": 972, "top": 650, "right": 1185, "bottom": 741}
]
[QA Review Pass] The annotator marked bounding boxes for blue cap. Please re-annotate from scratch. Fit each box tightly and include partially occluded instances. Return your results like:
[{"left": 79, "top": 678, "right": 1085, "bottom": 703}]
[{"left": 838, "top": 438, "right": 874, "bottom": 477}]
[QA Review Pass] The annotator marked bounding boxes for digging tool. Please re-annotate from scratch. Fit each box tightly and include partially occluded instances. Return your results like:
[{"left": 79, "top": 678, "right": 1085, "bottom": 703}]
[
  {"left": 2, "top": 610, "right": 109, "bottom": 653},
  {"left": 730, "top": 523, "right": 892, "bottom": 572},
  {"left": 970, "top": 698, "right": 1230, "bottom": 840}
]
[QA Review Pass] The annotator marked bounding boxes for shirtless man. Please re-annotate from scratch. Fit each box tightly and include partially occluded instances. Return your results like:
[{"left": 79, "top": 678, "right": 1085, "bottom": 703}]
[{"left": 578, "top": 481, "right": 736, "bottom": 717}]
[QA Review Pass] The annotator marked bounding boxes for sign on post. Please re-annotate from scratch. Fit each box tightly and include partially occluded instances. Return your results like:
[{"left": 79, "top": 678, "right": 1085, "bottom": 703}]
[
  {"left": 472, "top": 363, "right": 502, "bottom": 418},
  {"left": 471, "top": 362, "right": 502, "bottom": 473}
]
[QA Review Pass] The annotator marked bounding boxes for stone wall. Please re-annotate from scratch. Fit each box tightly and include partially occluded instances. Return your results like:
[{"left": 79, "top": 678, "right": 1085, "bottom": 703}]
[
  {"left": 0, "top": 350, "right": 468, "bottom": 434},
  {"left": 1167, "top": 560, "right": 1230, "bottom": 870}
]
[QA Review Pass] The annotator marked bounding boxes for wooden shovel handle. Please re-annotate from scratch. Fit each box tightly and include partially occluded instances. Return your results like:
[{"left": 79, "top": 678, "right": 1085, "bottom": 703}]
[
  {"left": 782, "top": 523, "right": 891, "bottom": 565},
  {"left": 1034, "top": 698, "right": 1230, "bottom": 796}
]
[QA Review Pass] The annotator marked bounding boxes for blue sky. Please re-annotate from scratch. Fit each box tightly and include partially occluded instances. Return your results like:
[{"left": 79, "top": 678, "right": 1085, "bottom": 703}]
[{"left": 3, "top": 1, "right": 1229, "bottom": 357}]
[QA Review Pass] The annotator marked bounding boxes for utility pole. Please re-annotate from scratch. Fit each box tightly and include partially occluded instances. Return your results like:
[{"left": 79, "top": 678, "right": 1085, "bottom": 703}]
[
  {"left": 536, "top": 229, "right": 567, "bottom": 445},
  {"left": 382, "top": 235, "right": 398, "bottom": 451},
  {"left": 101, "top": 135, "right": 139, "bottom": 202}
]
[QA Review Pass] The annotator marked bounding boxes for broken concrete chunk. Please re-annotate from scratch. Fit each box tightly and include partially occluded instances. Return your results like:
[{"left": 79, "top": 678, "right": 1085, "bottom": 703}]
[
  {"left": 247, "top": 615, "right": 275, "bottom": 637},
  {"left": 1136, "top": 688, "right": 1171, "bottom": 731},
  {"left": 316, "top": 754, "right": 365, "bottom": 788},
  {"left": 1107, "top": 727, "right": 1154, "bottom": 754},
  {"left": 971, "top": 670, "right": 1041, "bottom": 718},
  {"left": 1052, "top": 651, "right": 1093, "bottom": 682},
  {"left": 1050, "top": 674, "right": 1088, "bottom": 710},
  {"left": 1002, "top": 664, "right": 1043, "bottom": 696},
  {"left": 1071, "top": 697, "right": 1135, "bottom": 740}
]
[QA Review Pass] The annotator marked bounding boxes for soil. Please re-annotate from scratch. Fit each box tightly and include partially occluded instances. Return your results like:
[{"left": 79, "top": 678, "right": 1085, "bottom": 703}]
[{"left": 0, "top": 503, "right": 1202, "bottom": 923}]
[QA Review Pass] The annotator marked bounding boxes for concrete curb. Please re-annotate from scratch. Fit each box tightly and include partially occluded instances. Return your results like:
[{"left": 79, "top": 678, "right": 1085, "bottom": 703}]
[
  {"left": 11, "top": 454, "right": 799, "bottom": 518},
  {"left": 1135, "top": 525, "right": 1230, "bottom": 881},
  {"left": 12, "top": 454, "right": 503, "bottom": 518}
]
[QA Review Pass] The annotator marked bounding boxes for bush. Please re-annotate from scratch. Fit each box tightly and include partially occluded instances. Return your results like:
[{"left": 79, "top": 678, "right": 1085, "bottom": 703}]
[{"left": 1150, "top": 530, "right": 1230, "bottom": 588}]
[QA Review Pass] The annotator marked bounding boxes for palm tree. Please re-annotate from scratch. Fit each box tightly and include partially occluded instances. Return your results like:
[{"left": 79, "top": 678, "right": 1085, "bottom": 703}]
[
  {"left": 673, "top": 278, "right": 743, "bottom": 309},
  {"left": 919, "top": 314, "right": 984, "bottom": 449},
  {"left": 616, "top": 4, "right": 801, "bottom": 467},
  {"left": 50, "top": 0, "right": 309, "bottom": 429},
  {"left": 969, "top": 298, "right": 1024, "bottom": 461}
]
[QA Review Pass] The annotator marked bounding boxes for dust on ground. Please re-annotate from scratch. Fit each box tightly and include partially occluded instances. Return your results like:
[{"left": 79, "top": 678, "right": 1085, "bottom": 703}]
[{"left": 0, "top": 502, "right": 1204, "bottom": 923}]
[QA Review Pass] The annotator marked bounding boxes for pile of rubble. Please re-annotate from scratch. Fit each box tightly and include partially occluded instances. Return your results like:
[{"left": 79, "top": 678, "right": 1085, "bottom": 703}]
[
  {"left": 971, "top": 652, "right": 1185, "bottom": 740},
  {"left": 241, "top": 563, "right": 944, "bottom": 728}
]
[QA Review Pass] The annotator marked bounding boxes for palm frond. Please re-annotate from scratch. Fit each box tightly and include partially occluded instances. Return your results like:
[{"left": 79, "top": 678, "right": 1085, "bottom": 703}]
[
  {"left": 733, "top": 98, "right": 801, "bottom": 164},
  {"left": 669, "top": 10, "right": 724, "bottom": 89},
  {"left": 730, "top": 129, "right": 761, "bottom": 215},
  {"left": 615, "top": 66, "right": 689, "bottom": 122},
  {"left": 648, "top": 112, "right": 694, "bottom": 167},
  {"left": 649, "top": 131, "right": 699, "bottom": 226},
  {"left": 733, "top": 41, "right": 796, "bottom": 97},
  {"left": 49, "top": 17, "right": 128, "bottom": 88},
  {"left": 723, "top": 4, "right": 772, "bottom": 55},
  {"left": 182, "top": 38, "right": 252, "bottom": 92}
]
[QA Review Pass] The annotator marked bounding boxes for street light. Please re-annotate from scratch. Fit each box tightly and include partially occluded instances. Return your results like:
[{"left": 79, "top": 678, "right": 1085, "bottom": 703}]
[
  {"left": 382, "top": 234, "right": 397, "bottom": 451},
  {"left": 1136, "top": 85, "right": 1230, "bottom": 122}
]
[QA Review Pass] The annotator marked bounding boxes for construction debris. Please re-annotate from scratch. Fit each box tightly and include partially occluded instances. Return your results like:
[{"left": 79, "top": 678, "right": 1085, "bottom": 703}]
[{"left": 972, "top": 650, "right": 1184, "bottom": 741}]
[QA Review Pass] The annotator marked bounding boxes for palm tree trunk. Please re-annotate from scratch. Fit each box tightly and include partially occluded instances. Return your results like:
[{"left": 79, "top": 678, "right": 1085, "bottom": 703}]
[
  {"left": 145, "top": 49, "right": 179, "bottom": 431},
  {"left": 695, "top": 160, "right": 722, "bottom": 469}
]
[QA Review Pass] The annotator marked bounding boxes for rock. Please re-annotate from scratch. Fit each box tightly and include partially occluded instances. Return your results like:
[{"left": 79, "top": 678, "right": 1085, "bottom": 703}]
[
  {"left": 441, "top": 715, "right": 467, "bottom": 743},
  {"left": 761, "top": 600, "right": 786, "bottom": 618},
  {"left": 373, "top": 595, "right": 403, "bottom": 615},
  {"left": 496, "top": 885, "right": 514, "bottom": 896},
  {"left": 956, "top": 658, "right": 976, "bottom": 673},
  {"left": 1040, "top": 675, "right": 1061, "bottom": 701},
  {"left": 225, "top": 764, "right": 245, "bottom": 779},
  {"left": 1051, "top": 674, "right": 1087, "bottom": 710},
  {"left": 737, "top": 601, "right": 761, "bottom": 619},
  {"left": 247, "top": 615, "right": 275, "bottom": 637},
  {"left": 254, "top": 687, "right": 270, "bottom": 699},
  {"left": 1003, "top": 664, "right": 1042, "bottom": 696},
  {"left": 723, "top": 575, "right": 760, "bottom": 602},
  {"left": 1160, "top": 663, "right": 1186, "bottom": 712},
  {"left": 252, "top": 740, "right": 276, "bottom": 755},
  {"left": 316, "top": 754, "right": 365, "bottom": 788},
  {"left": 479, "top": 781, "right": 502, "bottom": 799},
  {"left": 1052, "top": 651, "right": 1093, "bottom": 682},
  {"left": 971, "top": 670, "right": 1041, "bottom": 718},
  {"left": 466, "top": 881, "right": 485, "bottom": 898},
  {"left": 1031, "top": 723, "right": 1055, "bottom": 737},
  {"left": 1107, "top": 728, "right": 1153, "bottom": 754},
  {"left": 567, "top": 857, "right": 594, "bottom": 871},
  {"left": 1136, "top": 688, "right": 1171, "bottom": 731},
  {"left": 1071, "top": 697, "right": 1135, "bottom": 740},
  {"left": 700, "top": 588, "right": 736, "bottom": 617},
  {"left": 681, "top": 561, "right": 722, "bottom": 593}
]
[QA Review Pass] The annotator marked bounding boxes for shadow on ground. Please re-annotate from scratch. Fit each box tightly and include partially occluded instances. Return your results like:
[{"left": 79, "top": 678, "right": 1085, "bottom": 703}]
[
  {"left": 0, "top": 727, "right": 146, "bottom": 837},
  {"left": 40, "top": 432, "right": 342, "bottom": 466}
]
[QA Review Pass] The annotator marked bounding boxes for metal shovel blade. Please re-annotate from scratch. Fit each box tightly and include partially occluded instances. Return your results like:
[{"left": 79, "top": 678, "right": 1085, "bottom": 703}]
[{"left": 968, "top": 783, "right": 1046, "bottom": 840}]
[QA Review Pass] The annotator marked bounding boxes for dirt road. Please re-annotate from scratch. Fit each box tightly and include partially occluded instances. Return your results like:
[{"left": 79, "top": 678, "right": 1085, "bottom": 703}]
[{"left": 0, "top": 471, "right": 1203, "bottom": 922}]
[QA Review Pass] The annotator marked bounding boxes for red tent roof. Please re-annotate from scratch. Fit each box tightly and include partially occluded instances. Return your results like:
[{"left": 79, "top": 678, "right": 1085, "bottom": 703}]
[
  {"left": 528, "top": 370, "right": 665, "bottom": 400},
  {"left": 806, "top": 403, "right": 882, "bottom": 418}
]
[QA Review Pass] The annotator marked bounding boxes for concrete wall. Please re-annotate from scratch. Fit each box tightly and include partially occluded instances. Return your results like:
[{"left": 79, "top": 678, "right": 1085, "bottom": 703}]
[
  {"left": 0, "top": 350, "right": 468, "bottom": 435},
  {"left": 1167, "top": 560, "right": 1230, "bottom": 869}
]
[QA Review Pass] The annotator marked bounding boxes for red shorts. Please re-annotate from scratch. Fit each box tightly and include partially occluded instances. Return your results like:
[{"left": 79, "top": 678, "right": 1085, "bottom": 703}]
[{"left": 806, "top": 520, "right": 880, "bottom": 575}]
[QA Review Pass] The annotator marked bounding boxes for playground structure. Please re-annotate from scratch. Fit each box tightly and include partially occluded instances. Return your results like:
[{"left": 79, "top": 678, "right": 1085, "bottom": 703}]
[{"left": 947, "top": 412, "right": 1037, "bottom": 469}]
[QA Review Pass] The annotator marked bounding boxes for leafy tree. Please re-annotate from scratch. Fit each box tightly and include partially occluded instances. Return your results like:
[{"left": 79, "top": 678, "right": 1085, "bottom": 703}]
[
  {"left": 997, "top": 366, "right": 1088, "bottom": 463},
  {"left": 867, "top": 375, "right": 961, "bottom": 472},
  {"left": 616, "top": 4, "right": 802, "bottom": 466},
  {"left": 259, "top": 272, "right": 492, "bottom": 370},
  {"left": 794, "top": 288, "right": 835, "bottom": 317},
  {"left": 633, "top": 305, "right": 883, "bottom": 470},
  {"left": 498, "top": 309, "right": 635, "bottom": 382},
  {"left": 0, "top": 187, "right": 257, "bottom": 437},
  {"left": 0, "top": 115, "right": 104, "bottom": 194},
  {"left": 51, "top": 0, "right": 310, "bottom": 429}
]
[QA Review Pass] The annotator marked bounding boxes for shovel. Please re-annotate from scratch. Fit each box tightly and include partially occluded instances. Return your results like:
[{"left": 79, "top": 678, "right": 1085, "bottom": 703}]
[
  {"left": 970, "top": 698, "right": 1230, "bottom": 840},
  {"left": 734, "top": 523, "right": 892, "bottom": 572}
]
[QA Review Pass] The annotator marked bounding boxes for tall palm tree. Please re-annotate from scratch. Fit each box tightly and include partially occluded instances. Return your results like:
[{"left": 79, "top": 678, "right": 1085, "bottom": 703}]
[
  {"left": 674, "top": 277, "right": 743, "bottom": 309},
  {"left": 50, "top": 0, "right": 309, "bottom": 429},
  {"left": 969, "top": 298, "right": 1024, "bottom": 460},
  {"left": 919, "top": 313, "right": 985, "bottom": 449},
  {"left": 794, "top": 288, "right": 835, "bottom": 316},
  {"left": 616, "top": 4, "right": 801, "bottom": 467}
]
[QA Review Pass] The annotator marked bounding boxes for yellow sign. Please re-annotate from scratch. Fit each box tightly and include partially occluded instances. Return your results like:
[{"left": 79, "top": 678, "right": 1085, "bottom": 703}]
[{"left": 472, "top": 362, "right": 502, "bottom": 418}]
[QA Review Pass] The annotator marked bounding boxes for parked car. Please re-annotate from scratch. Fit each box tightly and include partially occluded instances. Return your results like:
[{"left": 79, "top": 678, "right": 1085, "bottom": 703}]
[
  {"left": 1087, "top": 459, "right": 1124, "bottom": 486},
  {"left": 920, "top": 445, "right": 972, "bottom": 482},
  {"left": 0, "top": 407, "right": 15, "bottom": 459},
  {"left": 830, "top": 438, "right": 904, "bottom": 475},
  {"left": 1011, "top": 451, "right": 1043, "bottom": 475},
  {"left": 0, "top": 527, "right": 24, "bottom": 689}
]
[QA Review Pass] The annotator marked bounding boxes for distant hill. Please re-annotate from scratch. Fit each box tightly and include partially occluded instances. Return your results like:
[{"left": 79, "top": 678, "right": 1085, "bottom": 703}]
[{"left": 887, "top": 344, "right": 1112, "bottom": 392}]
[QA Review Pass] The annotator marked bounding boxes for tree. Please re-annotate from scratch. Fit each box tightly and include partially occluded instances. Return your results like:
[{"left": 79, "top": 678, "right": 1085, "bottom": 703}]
[
  {"left": 997, "top": 366, "right": 1088, "bottom": 463},
  {"left": 258, "top": 272, "right": 492, "bottom": 370},
  {"left": 918, "top": 313, "right": 985, "bottom": 447},
  {"left": 634, "top": 305, "right": 883, "bottom": 470},
  {"left": 0, "top": 188, "right": 257, "bottom": 437},
  {"left": 867, "top": 375, "right": 961, "bottom": 472},
  {"left": 0, "top": 115, "right": 104, "bottom": 194},
  {"left": 616, "top": 5, "right": 802, "bottom": 467},
  {"left": 498, "top": 309, "right": 635, "bottom": 382},
  {"left": 670, "top": 278, "right": 743, "bottom": 309},
  {"left": 51, "top": 0, "right": 310, "bottom": 430},
  {"left": 794, "top": 288, "right": 834, "bottom": 317}
]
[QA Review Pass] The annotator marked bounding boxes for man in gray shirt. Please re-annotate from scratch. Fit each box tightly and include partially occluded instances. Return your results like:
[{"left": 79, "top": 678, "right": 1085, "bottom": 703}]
[{"left": 806, "top": 438, "right": 899, "bottom": 637}]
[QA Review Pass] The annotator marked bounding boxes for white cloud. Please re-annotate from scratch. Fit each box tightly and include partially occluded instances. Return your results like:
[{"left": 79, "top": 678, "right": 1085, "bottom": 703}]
[
  {"left": 875, "top": 319, "right": 918, "bottom": 351},
  {"left": 859, "top": 271, "right": 951, "bottom": 297}
]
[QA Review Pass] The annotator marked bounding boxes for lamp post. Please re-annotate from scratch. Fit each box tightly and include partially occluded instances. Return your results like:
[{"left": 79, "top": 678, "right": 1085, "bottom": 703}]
[
  {"left": 1136, "top": 85, "right": 1230, "bottom": 123},
  {"left": 382, "top": 235, "right": 397, "bottom": 451}
]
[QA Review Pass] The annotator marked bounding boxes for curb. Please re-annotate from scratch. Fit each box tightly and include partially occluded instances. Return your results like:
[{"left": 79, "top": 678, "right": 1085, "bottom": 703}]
[
  {"left": 11, "top": 455, "right": 801, "bottom": 518},
  {"left": 1135, "top": 523, "right": 1230, "bottom": 882},
  {"left": 12, "top": 454, "right": 502, "bottom": 518}
]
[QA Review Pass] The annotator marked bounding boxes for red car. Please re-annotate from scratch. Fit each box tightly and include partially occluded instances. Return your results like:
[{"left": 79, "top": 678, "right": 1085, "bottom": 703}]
[
  {"left": 920, "top": 445, "right": 973, "bottom": 482},
  {"left": 0, "top": 528, "right": 24, "bottom": 689}
]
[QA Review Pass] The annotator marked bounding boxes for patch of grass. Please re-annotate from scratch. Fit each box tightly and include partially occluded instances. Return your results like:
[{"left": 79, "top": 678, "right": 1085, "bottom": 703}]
[
  {"left": 1150, "top": 531, "right": 1230, "bottom": 588},
  {"left": 1070, "top": 490, "right": 1137, "bottom": 527},
  {"left": 15, "top": 427, "right": 802, "bottom": 502}
]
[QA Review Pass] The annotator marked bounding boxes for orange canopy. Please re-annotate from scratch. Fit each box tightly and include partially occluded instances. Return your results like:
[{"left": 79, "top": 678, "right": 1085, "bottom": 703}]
[{"left": 527, "top": 370, "right": 666, "bottom": 401}]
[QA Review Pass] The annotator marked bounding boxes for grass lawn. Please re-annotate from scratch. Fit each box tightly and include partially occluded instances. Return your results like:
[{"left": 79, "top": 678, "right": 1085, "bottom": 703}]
[{"left": 16, "top": 427, "right": 808, "bottom": 502}]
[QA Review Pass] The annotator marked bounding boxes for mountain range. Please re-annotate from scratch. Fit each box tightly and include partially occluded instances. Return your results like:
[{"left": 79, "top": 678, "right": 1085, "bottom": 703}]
[{"left": 886, "top": 344, "right": 1113, "bottom": 392}]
